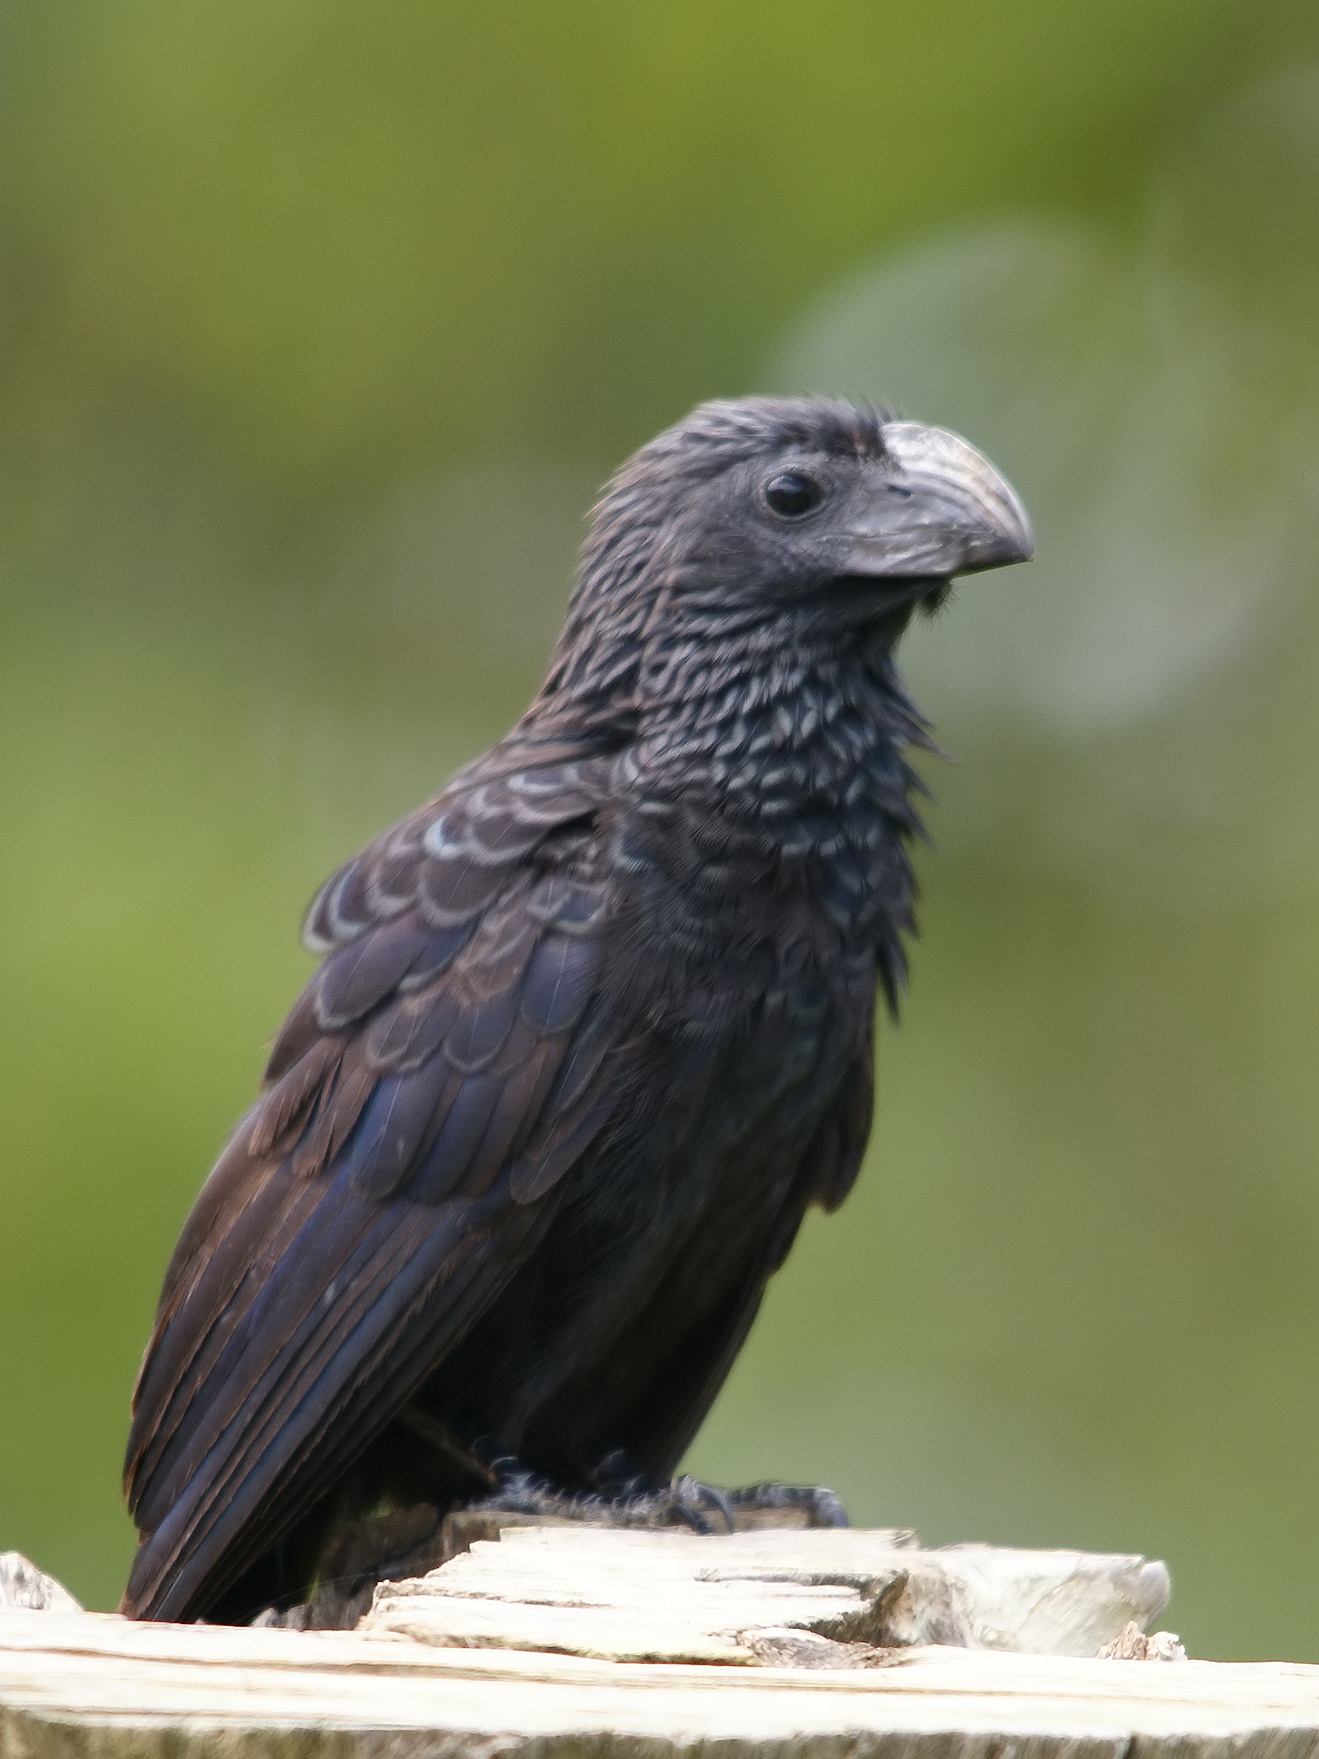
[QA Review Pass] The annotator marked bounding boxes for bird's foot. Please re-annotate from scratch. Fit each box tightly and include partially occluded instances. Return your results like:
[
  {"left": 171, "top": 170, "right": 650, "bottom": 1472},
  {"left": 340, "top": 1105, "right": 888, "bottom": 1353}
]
[
  {"left": 463, "top": 1452, "right": 848, "bottom": 1536},
  {"left": 721, "top": 1480, "right": 850, "bottom": 1529},
  {"left": 468, "top": 1463, "right": 736, "bottom": 1534},
  {"left": 250, "top": 1475, "right": 852, "bottom": 1627}
]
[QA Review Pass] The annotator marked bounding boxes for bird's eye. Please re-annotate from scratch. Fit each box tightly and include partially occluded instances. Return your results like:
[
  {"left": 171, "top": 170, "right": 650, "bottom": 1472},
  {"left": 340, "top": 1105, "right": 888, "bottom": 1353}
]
[{"left": 764, "top": 472, "right": 825, "bottom": 517}]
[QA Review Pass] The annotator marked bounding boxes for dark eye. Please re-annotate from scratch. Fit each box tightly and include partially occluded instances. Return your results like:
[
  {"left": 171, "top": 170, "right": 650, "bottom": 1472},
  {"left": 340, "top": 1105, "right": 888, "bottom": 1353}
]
[{"left": 764, "top": 472, "right": 825, "bottom": 517}]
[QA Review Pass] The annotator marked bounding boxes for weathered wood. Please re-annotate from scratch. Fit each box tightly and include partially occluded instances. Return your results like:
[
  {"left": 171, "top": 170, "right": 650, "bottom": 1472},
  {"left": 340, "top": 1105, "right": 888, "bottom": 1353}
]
[
  {"left": 255, "top": 1498, "right": 864, "bottom": 1631},
  {"left": 4, "top": 1606, "right": 1319, "bottom": 1759},
  {"left": 0, "top": 1559, "right": 80, "bottom": 1617},
  {"left": 364, "top": 1526, "right": 1174, "bottom": 1663},
  {"left": 3, "top": 1532, "right": 1313, "bottom": 1759},
  {"left": 1099, "top": 1622, "right": 1187, "bottom": 1663}
]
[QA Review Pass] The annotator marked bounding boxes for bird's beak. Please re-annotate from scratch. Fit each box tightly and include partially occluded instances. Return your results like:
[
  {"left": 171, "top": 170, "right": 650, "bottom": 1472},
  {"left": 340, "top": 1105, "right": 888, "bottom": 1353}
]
[{"left": 842, "top": 422, "right": 1033, "bottom": 580}]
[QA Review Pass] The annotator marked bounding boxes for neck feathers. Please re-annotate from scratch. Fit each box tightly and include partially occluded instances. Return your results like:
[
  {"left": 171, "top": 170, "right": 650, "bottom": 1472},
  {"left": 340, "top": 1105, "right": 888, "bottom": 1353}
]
[{"left": 525, "top": 523, "right": 932, "bottom": 1005}]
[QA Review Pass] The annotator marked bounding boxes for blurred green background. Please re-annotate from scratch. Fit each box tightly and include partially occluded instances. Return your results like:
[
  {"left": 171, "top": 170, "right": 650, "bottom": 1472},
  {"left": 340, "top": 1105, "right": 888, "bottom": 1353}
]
[{"left": 3, "top": 0, "right": 1319, "bottom": 1660}]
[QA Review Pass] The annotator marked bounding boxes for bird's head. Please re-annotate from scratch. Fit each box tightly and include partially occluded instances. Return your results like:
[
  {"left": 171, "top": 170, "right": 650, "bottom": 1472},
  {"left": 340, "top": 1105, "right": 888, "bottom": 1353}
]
[{"left": 546, "top": 396, "right": 1031, "bottom": 706}]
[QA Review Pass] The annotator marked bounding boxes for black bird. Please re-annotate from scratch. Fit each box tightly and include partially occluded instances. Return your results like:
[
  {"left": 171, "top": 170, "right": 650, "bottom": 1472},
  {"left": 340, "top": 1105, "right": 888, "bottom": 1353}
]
[{"left": 121, "top": 397, "right": 1031, "bottom": 1625}]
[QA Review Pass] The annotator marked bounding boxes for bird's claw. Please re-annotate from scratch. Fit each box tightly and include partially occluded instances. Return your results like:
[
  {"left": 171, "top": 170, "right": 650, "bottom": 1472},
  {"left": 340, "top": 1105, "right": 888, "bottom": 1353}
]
[
  {"left": 463, "top": 1464, "right": 732, "bottom": 1532},
  {"left": 646, "top": 1474, "right": 737, "bottom": 1535},
  {"left": 463, "top": 1460, "right": 845, "bottom": 1534},
  {"left": 722, "top": 1481, "right": 850, "bottom": 1528}
]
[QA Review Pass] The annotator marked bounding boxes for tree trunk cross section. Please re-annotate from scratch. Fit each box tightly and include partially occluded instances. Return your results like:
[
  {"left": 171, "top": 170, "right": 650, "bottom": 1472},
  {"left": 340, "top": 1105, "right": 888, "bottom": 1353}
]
[{"left": 3, "top": 1532, "right": 1318, "bottom": 1759}]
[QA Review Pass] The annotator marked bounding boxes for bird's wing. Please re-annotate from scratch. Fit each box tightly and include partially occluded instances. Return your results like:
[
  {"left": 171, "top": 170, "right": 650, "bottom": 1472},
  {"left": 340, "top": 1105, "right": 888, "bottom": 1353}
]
[{"left": 122, "top": 757, "right": 617, "bottom": 1621}]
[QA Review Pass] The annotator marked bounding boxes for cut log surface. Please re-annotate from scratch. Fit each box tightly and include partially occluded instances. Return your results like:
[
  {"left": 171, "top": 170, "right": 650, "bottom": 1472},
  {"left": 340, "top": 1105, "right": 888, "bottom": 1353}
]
[
  {"left": 364, "top": 1526, "right": 1176, "bottom": 1662},
  {"left": 6, "top": 1607, "right": 1319, "bottom": 1759},
  {"left": 4, "top": 1531, "right": 1319, "bottom": 1759}
]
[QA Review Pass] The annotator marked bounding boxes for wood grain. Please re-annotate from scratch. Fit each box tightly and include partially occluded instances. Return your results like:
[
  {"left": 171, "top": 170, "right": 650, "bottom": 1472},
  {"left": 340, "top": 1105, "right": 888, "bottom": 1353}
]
[
  {"left": 4, "top": 1531, "right": 1315, "bottom": 1759},
  {"left": 4, "top": 1607, "right": 1319, "bottom": 1759},
  {"left": 364, "top": 1526, "right": 1174, "bottom": 1662}
]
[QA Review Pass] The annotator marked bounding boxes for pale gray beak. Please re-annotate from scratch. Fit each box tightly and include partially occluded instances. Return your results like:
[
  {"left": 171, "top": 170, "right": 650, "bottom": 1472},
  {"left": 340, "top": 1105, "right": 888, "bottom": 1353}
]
[{"left": 844, "top": 421, "right": 1033, "bottom": 579}]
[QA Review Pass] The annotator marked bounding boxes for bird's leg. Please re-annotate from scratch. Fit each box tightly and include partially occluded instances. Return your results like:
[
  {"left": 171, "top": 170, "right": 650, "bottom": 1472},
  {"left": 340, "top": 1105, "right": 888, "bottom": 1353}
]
[
  {"left": 588, "top": 1457, "right": 850, "bottom": 1532},
  {"left": 585, "top": 1450, "right": 849, "bottom": 1531},
  {"left": 462, "top": 1444, "right": 848, "bottom": 1535},
  {"left": 467, "top": 1466, "right": 736, "bottom": 1533},
  {"left": 398, "top": 1414, "right": 849, "bottom": 1537},
  {"left": 589, "top": 1448, "right": 738, "bottom": 1534},
  {"left": 449, "top": 1441, "right": 732, "bottom": 1534},
  {"left": 395, "top": 1405, "right": 503, "bottom": 1488}
]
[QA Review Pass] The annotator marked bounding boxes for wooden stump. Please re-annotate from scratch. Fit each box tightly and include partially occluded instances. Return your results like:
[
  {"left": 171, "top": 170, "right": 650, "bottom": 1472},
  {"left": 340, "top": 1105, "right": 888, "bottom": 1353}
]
[{"left": 3, "top": 1530, "right": 1317, "bottom": 1759}]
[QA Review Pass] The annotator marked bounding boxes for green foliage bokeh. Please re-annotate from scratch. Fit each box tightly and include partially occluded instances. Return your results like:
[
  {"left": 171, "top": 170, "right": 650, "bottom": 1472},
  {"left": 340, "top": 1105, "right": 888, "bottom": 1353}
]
[{"left": 2, "top": 0, "right": 1319, "bottom": 1660}]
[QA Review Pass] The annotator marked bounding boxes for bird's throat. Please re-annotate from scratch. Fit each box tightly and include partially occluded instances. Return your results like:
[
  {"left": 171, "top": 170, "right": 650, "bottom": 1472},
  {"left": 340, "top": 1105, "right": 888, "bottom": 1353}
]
[{"left": 623, "top": 629, "right": 930, "bottom": 892}]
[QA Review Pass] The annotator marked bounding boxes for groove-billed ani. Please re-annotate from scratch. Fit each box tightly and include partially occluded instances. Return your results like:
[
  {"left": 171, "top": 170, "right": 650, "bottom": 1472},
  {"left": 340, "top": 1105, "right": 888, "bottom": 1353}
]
[{"left": 121, "top": 398, "right": 1031, "bottom": 1625}]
